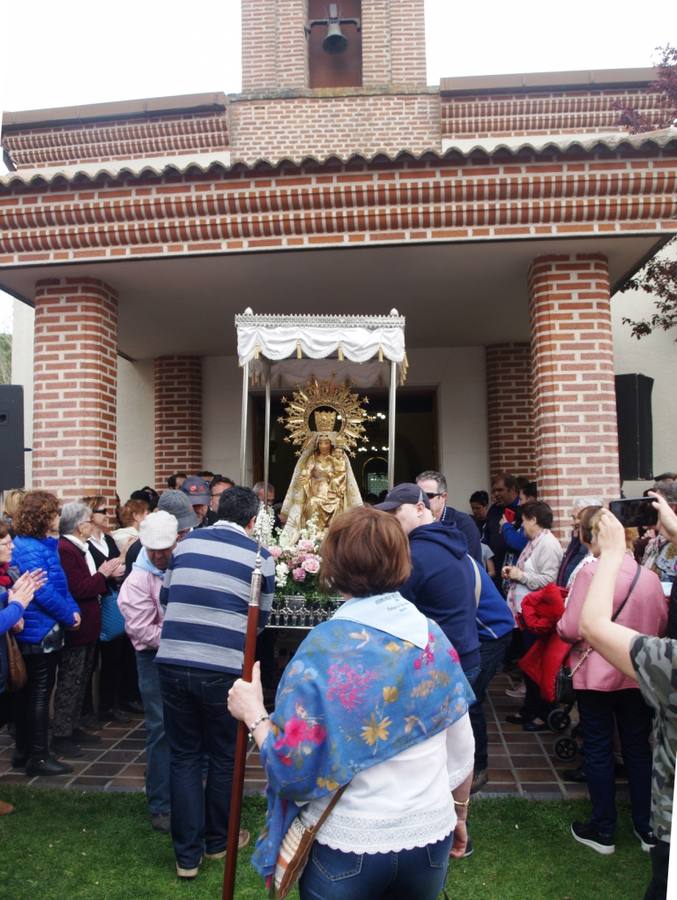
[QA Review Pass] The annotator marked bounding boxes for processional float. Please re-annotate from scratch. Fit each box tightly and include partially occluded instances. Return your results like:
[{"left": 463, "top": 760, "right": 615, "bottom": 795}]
[{"left": 222, "top": 309, "right": 407, "bottom": 899}]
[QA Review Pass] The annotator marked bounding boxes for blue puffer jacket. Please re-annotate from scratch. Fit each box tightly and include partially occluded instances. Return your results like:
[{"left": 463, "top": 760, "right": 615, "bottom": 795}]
[{"left": 11, "top": 536, "right": 79, "bottom": 645}]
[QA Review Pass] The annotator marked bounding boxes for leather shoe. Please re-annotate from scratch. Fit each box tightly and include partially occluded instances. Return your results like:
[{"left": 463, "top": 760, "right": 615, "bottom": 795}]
[{"left": 25, "top": 756, "right": 74, "bottom": 777}]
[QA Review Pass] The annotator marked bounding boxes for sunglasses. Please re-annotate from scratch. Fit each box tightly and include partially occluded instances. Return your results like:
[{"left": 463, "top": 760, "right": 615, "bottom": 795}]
[
  {"left": 424, "top": 492, "right": 443, "bottom": 499},
  {"left": 94, "top": 508, "right": 108, "bottom": 515}
]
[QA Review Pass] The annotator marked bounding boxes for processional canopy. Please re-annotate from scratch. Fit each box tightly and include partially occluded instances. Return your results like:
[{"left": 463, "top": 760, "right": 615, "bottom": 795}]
[{"left": 235, "top": 309, "right": 408, "bottom": 389}]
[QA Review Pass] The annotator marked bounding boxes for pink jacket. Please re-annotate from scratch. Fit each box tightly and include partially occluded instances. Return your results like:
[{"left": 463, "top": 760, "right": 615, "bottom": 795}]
[
  {"left": 557, "top": 553, "right": 667, "bottom": 692},
  {"left": 117, "top": 567, "right": 164, "bottom": 652}
]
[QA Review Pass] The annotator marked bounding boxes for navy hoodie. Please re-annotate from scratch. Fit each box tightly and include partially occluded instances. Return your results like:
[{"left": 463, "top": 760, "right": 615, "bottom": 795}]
[{"left": 400, "top": 522, "right": 480, "bottom": 673}]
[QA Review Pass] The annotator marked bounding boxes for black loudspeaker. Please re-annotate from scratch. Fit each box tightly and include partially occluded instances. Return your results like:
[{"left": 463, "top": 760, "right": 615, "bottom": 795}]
[
  {"left": 0, "top": 385, "right": 25, "bottom": 491},
  {"left": 615, "top": 374, "right": 653, "bottom": 482}
]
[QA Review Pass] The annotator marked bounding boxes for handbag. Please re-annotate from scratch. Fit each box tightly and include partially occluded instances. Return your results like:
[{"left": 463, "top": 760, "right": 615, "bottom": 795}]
[
  {"left": 274, "top": 783, "right": 349, "bottom": 899},
  {"left": 556, "top": 562, "right": 642, "bottom": 704},
  {"left": 5, "top": 632, "right": 27, "bottom": 692},
  {"left": 99, "top": 590, "right": 125, "bottom": 642}
]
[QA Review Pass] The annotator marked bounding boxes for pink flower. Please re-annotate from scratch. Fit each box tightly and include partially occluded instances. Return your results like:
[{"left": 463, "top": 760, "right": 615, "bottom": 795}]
[
  {"left": 292, "top": 567, "right": 306, "bottom": 582},
  {"left": 269, "top": 545, "right": 282, "bottom": 559},
  {"left": 298, "top": 539, "right": 315, "bottom": 553},
  {"left": 282, "top": 717, "right": 309, "bottom": 748},
  {"left": 308, "top": 724, "right": 326, "bottom": 744},
  {"left": 302, "top": 555, "right": 320, "bottom": 575},
  {"left": 448, "top": 646, "right": 460, "bottom": 664}
]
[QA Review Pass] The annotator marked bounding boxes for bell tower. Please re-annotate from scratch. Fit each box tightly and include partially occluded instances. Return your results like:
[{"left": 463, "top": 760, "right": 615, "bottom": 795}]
[{"left": 241, "top": 0, "right": 427, "bottom": 93}]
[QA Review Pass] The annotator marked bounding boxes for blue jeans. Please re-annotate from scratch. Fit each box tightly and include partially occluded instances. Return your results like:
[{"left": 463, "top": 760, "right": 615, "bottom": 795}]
[
  {"left": 299, "top": 833, "right": 453, "bottom": 900},
  {"left": 136, "top": 649, "right": 169, "bottom": 815},
  {"left": 469, "top": 632, "right": 512, "bottom": 771},
  {"left": 577, "top": 688, "right": 652, "bottom": 835},
  {"left": 158, "top": 664, "right": 237, "bottom": 867}
]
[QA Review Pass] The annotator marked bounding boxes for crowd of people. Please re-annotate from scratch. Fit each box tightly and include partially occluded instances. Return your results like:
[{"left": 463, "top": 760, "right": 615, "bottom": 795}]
[{"left": 0, "top": 467, "right": 675, "bottom": 899}]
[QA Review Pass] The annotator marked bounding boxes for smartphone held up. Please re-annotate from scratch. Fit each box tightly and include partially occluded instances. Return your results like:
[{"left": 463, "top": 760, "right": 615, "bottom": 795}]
[{"left": 608, "top": 497, "right": 658, "bottom": 529}]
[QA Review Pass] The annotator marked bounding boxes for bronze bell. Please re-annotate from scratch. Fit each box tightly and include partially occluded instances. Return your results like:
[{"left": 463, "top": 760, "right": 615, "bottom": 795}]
[{"left": 323, "top": 17, "right": 348, "bottom": 54}]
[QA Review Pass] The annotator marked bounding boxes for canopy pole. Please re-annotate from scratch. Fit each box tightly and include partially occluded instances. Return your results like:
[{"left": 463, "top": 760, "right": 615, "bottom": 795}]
[
  {"left": 263, "top": 370, "right": 271, "bottom": 503},
  {"left": 239, "top": 361, "right": 249, "bottom": 485},
  {"left": 388, "top": 360, "right": 397, "bottom": 489}
]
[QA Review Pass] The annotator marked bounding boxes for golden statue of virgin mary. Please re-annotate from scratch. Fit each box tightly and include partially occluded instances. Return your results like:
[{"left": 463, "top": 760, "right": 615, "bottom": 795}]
[{"left": 279, "top": 381, "right": 366, "bottom": 546}]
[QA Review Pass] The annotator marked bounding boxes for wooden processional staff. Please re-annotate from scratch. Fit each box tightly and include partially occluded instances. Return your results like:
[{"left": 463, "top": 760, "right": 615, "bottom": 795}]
[{"left": 222, "top": 552, "right": 263, "bottom": 900}]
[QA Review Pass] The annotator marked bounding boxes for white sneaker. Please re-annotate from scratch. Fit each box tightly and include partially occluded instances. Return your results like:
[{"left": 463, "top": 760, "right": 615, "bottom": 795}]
[{"left": 505, "top": 683, "right": 526, "bottom": 699}]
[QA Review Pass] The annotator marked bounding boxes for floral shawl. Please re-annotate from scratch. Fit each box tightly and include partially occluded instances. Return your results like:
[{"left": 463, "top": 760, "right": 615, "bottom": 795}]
[{"left": 251, "top": 591, "right": 474, "bottom": 879}]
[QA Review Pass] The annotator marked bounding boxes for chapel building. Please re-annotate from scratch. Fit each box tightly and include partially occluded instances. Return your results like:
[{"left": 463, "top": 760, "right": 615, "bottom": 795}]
[{"left": 1, "top": 0, "right": 676, "bottom": 531}]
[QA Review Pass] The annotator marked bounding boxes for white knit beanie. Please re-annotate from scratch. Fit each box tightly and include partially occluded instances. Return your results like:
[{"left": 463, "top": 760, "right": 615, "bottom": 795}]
[{"left": 139, "top": 510, "right": 178, "bottom": 550}]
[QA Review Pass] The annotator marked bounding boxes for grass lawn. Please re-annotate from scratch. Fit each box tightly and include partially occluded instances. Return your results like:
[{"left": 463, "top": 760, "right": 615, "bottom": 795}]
[{"left": 0, "top": 787, "right": 650, "bottom": 899}]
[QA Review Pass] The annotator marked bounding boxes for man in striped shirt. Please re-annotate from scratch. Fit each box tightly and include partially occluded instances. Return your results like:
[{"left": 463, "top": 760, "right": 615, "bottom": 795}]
[{"left": 156, "top": 485, "right": 275, "bottom": 880}]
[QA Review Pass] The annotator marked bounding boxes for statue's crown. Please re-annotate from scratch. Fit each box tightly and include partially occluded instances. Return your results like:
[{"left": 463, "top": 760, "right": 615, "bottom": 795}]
[{"left": 314, "top": 409, "right": 337, "bottom": 432}]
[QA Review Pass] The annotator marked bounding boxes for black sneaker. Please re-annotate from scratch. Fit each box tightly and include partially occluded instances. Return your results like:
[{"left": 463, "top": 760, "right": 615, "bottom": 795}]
[
  {"left": 571, "top": 821, "right": 615, "bottom": 855},
  {"left": 633, "top": 827, "right": 657, "bottom": 853}
]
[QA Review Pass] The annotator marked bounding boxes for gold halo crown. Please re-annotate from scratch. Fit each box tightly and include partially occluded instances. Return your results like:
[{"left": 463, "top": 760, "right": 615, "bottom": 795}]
[
  {"left": 279, "top": 378, "right": 370, "bottom": 456},
  {"left": 314, "top": 410, "right": 337, "bottom": 432}
]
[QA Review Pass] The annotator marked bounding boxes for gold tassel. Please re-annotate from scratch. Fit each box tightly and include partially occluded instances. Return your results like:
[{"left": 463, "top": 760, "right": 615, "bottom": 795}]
[
  {"left": 254, "top": 343, "right": 260, "bottom": 359},
  {"left": 338, "top": 344, "right": 344, "bottom": 362},
  {"left": 378, "top": 345, "right": 384, "bottom": 363},
  {"left": 296, "top": 340, "right": 303, "bottom": 359}
]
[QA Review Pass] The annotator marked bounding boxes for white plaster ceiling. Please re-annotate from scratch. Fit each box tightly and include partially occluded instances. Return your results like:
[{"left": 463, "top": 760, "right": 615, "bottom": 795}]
[{"left": 0, "top": 235, "right": 663, "bottom": 359}]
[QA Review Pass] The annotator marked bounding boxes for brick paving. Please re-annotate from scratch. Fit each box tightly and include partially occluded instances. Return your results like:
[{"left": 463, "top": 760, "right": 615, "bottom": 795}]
[{"left": 0, "top": 673, "right": 628, "bottom": 802}]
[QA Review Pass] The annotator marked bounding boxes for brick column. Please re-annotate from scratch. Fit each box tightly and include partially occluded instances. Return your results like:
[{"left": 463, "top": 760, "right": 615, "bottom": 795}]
[
  {"left": 33, "top": 278, "right": 118, "bottom": 503},
  {"left": 529, "top": 253, "right": 620, "bottom": 535},
  {"left": 154, "top": 356, "right": 202, "bottom": 489},
  {"left": 485, "top": 343, "right": 535, "bottom": 480}
]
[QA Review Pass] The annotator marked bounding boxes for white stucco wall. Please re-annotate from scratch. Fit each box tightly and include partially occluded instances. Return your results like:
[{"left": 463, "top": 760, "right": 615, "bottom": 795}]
[
  {"left": 202, "top": 355, "right": 250, "bottom": 483},
  {"left": 116, "top": 357, "right": 155, "bottom": 500},
  {"left": 612, "top": 242, "right": 677, "bottom": 496}
]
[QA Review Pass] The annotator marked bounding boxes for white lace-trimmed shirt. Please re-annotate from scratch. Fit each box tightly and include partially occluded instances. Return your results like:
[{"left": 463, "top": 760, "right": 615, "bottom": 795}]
[{"left": 299, "top": 711, "right": 474, "bottom": 854}]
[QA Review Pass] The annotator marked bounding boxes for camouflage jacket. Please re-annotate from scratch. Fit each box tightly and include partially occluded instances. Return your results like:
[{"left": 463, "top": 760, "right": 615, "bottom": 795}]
[{"left": 630, "top": 635, "right": 677, "bottom": 842}]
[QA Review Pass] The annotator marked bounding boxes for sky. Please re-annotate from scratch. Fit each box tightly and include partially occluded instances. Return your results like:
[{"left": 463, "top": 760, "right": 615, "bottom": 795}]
[{"left": 0, "top": 0, "right": 672, "bottom": 332}]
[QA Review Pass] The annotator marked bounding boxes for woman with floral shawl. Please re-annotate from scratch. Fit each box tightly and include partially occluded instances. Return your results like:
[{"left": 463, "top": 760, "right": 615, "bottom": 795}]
[{"left": 229, "top": 505, "right": 475, "bottom": 899}]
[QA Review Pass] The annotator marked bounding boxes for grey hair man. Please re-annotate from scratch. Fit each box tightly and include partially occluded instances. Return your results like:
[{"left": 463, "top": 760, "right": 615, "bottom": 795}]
[{"left": 416, "top": 471, "right": 483, "bottom": 564}]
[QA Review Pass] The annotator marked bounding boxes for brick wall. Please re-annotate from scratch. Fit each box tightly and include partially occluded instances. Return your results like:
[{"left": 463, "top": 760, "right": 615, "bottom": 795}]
[
  {"left": 1, "top": 152, "right": 674, "bottom": 264},
  {"left": 154, "top": 356, "right": 203, "bottom": 489},
  {"left": 486, "top": 343, "right": 535, "bottom": 480},
  {"left": 361, "top": 0, "right": 426, "bottom": 87},
  {"left": 32, "top": 278, "right": 118, "bottom": 503},
  {"left": 3, "top": 111, "right": 229, "bottom": 169},
  {"left": 529, "top": 253, "right": 619, "bottom": 537},
  {"left": 229, "top": 90, "right": 439, "bottom": 162},
  {"left": 441, "top": 88, "right": 665, "bottom": 138}
]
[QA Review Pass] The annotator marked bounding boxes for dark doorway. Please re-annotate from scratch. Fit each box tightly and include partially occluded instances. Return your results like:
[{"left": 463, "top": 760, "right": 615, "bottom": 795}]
[{"left": 252, "top": 388, "right": 438, "bottom": 501}]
